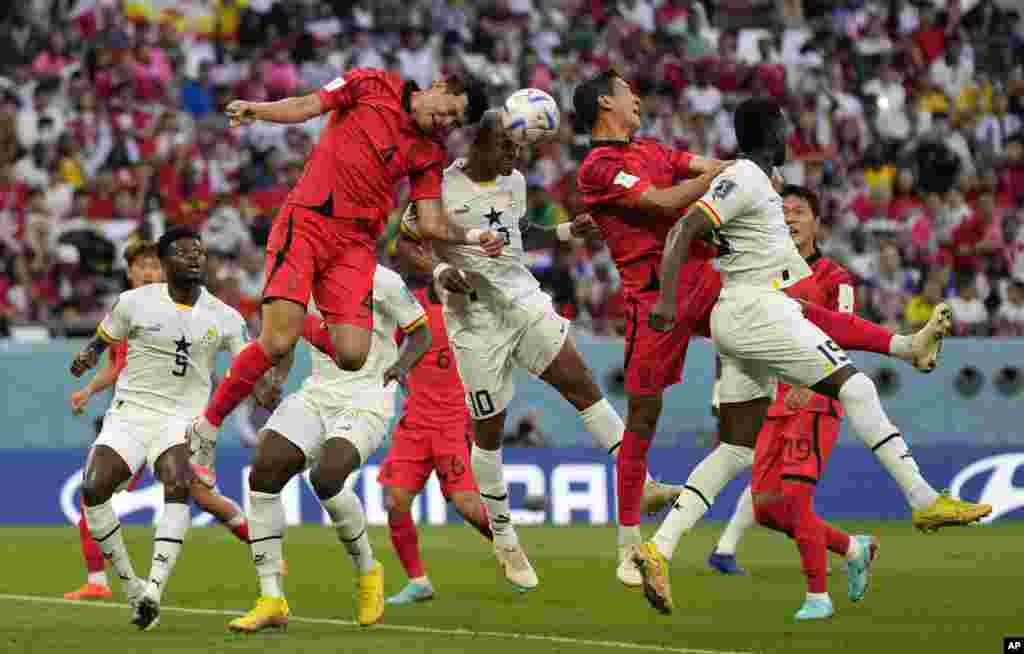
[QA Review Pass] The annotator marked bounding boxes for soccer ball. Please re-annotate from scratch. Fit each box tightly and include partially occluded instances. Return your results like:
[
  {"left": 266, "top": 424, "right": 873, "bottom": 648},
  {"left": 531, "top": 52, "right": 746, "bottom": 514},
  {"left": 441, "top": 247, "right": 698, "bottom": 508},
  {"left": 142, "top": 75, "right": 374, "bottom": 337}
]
[{"left": 503, "top": 88, "right": 560, "bottom": 145}]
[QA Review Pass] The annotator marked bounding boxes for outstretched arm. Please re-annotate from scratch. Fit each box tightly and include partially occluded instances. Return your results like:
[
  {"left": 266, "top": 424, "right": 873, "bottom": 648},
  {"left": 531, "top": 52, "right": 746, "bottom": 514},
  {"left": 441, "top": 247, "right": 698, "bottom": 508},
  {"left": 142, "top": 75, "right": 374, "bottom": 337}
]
[
  {"left": 414, "top": 198, "right": 504, "bottom": 256},
  {"left": 226, "top": 94, "right": 324, "bottom": 126},
  {"left": 70, "top": 330, "right": 113, "bottom": 378},
  {"left": 383, "top": 319, "right": 432, "bottom": 389},
  {"left": 649, "top": 206, "right": 716, "bottom": 332},
  {"left": 626, "top": 165, "right": 729, "bottom": 215}
]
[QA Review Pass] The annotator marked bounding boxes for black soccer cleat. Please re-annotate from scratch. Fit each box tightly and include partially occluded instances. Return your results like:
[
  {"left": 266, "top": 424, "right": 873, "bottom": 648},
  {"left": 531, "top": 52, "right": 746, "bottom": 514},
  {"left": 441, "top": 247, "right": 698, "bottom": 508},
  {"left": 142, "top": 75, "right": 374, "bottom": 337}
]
[{"left": 131, "top": 596, "right": 161, "bottom": 632}]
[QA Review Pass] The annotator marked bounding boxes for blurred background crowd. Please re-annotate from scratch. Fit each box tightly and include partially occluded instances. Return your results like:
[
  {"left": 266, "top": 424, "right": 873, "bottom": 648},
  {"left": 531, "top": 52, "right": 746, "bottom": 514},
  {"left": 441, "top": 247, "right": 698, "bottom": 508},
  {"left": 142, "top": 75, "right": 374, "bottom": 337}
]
[{"left": 1, "top": 0, "right": 1023, "bottom": 342}]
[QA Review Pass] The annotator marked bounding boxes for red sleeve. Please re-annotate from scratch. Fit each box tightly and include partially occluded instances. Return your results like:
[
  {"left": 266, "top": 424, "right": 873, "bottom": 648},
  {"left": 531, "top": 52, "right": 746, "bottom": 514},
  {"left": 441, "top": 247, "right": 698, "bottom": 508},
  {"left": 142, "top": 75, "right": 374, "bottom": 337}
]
[
  {"left": 576, "top": 150, "right": 651, "bottom": 208},
  {"left": 316, "top": 68, "right": 381, "bottom": 113},
  {"left": 407, "top": 146, "right": 445, "bottom": 202},
  {"left": 818, "top": 261, "right": 855, "bottom": 313},
  {"left": 669, "top": 147, "right": 694, "bottom": 179}
]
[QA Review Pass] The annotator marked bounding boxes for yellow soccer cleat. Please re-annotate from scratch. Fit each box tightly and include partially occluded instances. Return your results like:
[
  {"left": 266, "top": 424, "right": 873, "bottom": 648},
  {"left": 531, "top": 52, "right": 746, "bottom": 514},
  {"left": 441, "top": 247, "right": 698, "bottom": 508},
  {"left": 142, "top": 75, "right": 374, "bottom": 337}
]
[
  {"left": 632, "top": 541, "right": 673, "bottom": 615},
  {"left": 228, "top": 597, "right": 290, "bottom": 633},
  {"left": 640, "top": 479, "right": 683, "bottom": 515},
  {"left": 912, "top": 491, "right": 992, "bottom": 533},
  {"left": 910, "top": 303, "right": 952, "bottom": 372},
  {"left": 356, "top": 561, "right": 384, "bottom": 627}
]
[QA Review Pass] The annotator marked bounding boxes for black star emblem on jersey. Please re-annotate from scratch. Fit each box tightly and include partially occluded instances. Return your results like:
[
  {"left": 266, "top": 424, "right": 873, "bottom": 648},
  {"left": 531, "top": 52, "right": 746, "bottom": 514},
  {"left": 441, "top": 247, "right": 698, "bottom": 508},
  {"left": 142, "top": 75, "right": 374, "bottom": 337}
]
[
  {"left": 485, "top": 207, "right": 503, "bottom": 228},
  {"left": 174, "top": 336, "right": 192, "bottom": 355}
]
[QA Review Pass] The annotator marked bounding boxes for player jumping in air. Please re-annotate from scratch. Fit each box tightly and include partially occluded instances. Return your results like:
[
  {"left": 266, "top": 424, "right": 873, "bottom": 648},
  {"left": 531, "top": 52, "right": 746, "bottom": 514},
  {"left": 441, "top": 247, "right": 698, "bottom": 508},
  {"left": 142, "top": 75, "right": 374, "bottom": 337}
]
[
  {"left": 65, "top": 240, "right": 253, "bottom": 600},
  {"left": 573, "top": 71, "right": 981, "bottom": 589},
  {"left": 397, "top": 110, "right": 681, "bottom": 591},
  {"left": 378, "top": 282, "right": 493, "bottom": 604},
  {"left": 228, "top": 266, "right": 431, "bottom": 633},
  {"left": 633, "top": 98, "right": 992, "bottom": 616},
  {"left": 69, "top": 228, "right": 278, "bottom": 630},
  {"left": 185, "top": 68, "right": 490, "bottom": 471}
]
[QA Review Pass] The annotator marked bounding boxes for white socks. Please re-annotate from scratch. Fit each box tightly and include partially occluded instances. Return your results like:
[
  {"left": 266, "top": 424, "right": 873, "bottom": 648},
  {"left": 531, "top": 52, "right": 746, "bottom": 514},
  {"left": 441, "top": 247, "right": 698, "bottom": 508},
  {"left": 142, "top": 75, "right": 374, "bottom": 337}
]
[
  {"left": 653, "top": 443, "right": 753, "bottom": 559},
  {"left": 715, "top": 484, "right": 754, "bottom": 556},
  {"left": 838, "top": 373, "right": 939, "bottom": 510},
  {"left": 84, "top": 501, "right": 140, "bottom": 599},
  {"left": 249, "top": 491, "right": 286, "bottom": 598},
  {"left": 322, "top": 488, "right": 375, "bottom": 574},
  {"left": 471, "top": 445, "right": 518, "bottom": 547},
  {"left": 88, "top": 571, "right": 109, "bottom": 587},
  {"left": 146, "top": 501, "right": 190, "bottom": 602},
  {"left": 579, "top": 399, "right": 646, "bottom": 549}
]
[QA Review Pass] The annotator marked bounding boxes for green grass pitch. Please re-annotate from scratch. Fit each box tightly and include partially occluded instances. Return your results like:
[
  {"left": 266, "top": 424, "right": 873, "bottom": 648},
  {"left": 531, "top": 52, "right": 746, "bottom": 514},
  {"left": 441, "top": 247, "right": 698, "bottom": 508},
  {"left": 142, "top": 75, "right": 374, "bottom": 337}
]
[{"left": 1, "top": 523, "right": 1018, "bottom": 654}]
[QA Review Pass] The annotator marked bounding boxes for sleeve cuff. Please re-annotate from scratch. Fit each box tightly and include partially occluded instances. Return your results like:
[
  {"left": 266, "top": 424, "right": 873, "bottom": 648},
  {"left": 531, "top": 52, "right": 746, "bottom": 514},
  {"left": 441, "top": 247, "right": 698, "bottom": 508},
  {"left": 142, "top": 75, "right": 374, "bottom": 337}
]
[
  {"left": 399, "top": 220, "right": 422, "bottom": 242},
  {"left": 401, "top": 314, "right": 428, "bottom": 333},
  {"left": 695, "top": 199, "right": 722, "bottom": 226},
  {"left": 96, "top": 324, "right": 117, "bottom": 344}
]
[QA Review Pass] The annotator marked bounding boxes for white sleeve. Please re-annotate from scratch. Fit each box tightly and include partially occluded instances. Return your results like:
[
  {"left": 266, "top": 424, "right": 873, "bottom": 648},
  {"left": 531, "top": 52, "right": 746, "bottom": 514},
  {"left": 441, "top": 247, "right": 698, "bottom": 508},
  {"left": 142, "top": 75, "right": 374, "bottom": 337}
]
[
  {"left": 221, "top": 311, "right": 250, "bottom": 356},
  {"left": 98, "top": 292, "right": 132, "bottom": 342},
  {"left": 694, "top": 166, "right": 752, "bottom": 227},
  {"left": 380, "top": 271, "right": 427, "bottom": 333}
]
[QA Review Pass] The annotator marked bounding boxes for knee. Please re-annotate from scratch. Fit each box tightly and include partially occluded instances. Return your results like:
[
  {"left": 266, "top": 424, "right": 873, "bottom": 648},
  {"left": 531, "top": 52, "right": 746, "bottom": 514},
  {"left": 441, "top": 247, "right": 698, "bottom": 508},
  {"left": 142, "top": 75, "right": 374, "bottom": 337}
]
[
  {"left": 163, "top": 478, "right": 191, "bottom": 502},
  {"left": 334, "top": 345, "right": 369, "bottom": 371},
  {"left": 248, "top": 461, "right": 292, "bottom": 494},
  {"left": 310, "top": 469, "right": 348, "bottom": 501},
  {"left": 260, "top": 328, "right": 300, "bottom": 362},
  {"left": 81, "top": 478, "right": 114, "bottom": 507},
  {"left": 384, "top": 488, "right": 415, "bottom": 514}
]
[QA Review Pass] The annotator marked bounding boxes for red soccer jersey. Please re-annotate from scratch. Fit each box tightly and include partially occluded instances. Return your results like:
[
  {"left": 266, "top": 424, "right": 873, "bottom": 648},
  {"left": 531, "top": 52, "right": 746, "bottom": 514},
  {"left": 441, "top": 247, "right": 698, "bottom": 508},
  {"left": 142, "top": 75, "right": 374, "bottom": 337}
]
[
  {"left": 576, "top": 139, "right": 715, "bottom": 296},
  {"left": 769, "top": 253, "right": 854, "bottom": 418},
  {"left": 288, "top": 68, "right": 447, "bottom": 232},
  {"left": 110, "top": 340, "right": 128, "bottom": 377},
  {"left": 400, "top": 286, "right": 468, "bottom": 426}
]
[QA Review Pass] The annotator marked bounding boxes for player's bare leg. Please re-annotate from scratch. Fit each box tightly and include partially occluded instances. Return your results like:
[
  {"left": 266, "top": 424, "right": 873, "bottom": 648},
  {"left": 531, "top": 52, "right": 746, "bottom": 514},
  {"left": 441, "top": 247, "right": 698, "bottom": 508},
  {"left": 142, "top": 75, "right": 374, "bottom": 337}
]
[
  {"left": 229, "top": 430, "right": 305, "bottom": 633},
  {"left": 811, "top": 366, "right": 991, "bottom": 531},
  {"left": 636, "top": 398, "right": 764, "bottom": 614},
  {"left": 450, "top": 491, "right": 493, "bottom": 540},
  {"left": 473, "top": 413, "right": 539, "bottom": 591},
  {"left": 80, "top": 445, "right": 144, "bottom": 606},
  {"left": 311, "top": 438, "right": 383, "bottom": 626},
  {"left": 538, "top": 336, "right": 680, "bottom": 585},
  {"left": 134, "top": 443, "right": 193, "bottom": 632},
  {"left": 189, "top": 480, "right": 249, "bottom": 544}
]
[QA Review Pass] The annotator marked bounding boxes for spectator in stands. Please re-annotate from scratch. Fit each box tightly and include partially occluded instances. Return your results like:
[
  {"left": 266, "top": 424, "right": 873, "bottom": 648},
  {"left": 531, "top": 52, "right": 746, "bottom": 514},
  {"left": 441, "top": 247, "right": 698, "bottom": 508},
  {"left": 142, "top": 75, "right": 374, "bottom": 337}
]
[
  {"left": 948, "top": 275, "right": 991, "bottom": 336},
  {"left": 181, "top": 60, "right": 216, "bottom": 119},
  {"left": 864, "top": 240, "right": 920, "bottom": 328},
  {"left": 950, "top": 188, "right": 1005, "bottom": 274},
  {"left": 994, "top": 278, "right": 1024, "bottom": 337},
  {"left": 906, "top": 272, "right": 948, "bottom": 330}
]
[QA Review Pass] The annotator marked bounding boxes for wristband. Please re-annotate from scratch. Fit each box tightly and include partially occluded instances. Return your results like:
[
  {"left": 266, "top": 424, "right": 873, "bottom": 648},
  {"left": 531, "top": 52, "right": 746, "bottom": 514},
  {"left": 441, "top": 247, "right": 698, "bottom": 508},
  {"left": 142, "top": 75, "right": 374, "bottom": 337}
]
[
  {"left": 465, "top": 228, "right": 484, "bottom": 243},
  {"left": 556, "top": 222, "right": 574, "bottom": 241},
  {"left": 433, "top": 262, "right": 453, "bottom": 281}
]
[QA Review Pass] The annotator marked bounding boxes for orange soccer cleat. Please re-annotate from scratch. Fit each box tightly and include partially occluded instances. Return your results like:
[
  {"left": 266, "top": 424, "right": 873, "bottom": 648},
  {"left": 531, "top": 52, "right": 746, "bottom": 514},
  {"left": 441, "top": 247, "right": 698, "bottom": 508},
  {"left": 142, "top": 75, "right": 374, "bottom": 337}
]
[{"left": 64, "top": 583, "right": 113, "bottom": 601}]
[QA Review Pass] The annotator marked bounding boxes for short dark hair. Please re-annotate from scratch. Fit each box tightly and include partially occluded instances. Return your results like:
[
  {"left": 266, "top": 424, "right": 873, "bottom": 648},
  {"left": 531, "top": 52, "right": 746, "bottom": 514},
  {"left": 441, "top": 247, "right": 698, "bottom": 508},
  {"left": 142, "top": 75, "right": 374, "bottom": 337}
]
[
  {"left": 572, "top": 69, "right": 621, "bottom": 134},
  {"left": 124, "top": 240, "right": 158, "bottom": 265},
  {"left": 780, "top": 184, "right": 820, "bottom": 219},
  {"left": 734, "top": 97, "right": 784, "bottom": 153},
  {"left": 448, "top": 75, "right": 489, "bottom": 126},
  {"left": 157, "top": 227, "right": 201, "bottom": 259},
  {"left": 473, "top": 109, "right": 505, "bottom": 145}
]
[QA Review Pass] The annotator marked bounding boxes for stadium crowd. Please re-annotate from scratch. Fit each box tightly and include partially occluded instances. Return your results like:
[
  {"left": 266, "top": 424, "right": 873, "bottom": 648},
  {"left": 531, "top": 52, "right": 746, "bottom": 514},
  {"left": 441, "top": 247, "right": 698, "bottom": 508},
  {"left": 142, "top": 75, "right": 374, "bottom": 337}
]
[{"left": 1, "top": 0, "right": 1023, "bottom": 340}]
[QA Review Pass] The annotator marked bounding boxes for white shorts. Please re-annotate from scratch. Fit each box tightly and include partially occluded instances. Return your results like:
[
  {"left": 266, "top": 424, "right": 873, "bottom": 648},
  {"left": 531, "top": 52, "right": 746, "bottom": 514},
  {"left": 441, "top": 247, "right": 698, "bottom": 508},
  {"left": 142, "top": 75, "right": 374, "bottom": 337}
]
[
  {"left": 711, "top": 287, "right": 851, "bottom": 404},
  {"left": 94, "top": 404, "right": 189, "bottom": 478},
  {"left": 263, "top": 391, "right": 388, "bottom": 467},
  {"left": 445, "top": 290, "right": 568, "bottom": 420}
]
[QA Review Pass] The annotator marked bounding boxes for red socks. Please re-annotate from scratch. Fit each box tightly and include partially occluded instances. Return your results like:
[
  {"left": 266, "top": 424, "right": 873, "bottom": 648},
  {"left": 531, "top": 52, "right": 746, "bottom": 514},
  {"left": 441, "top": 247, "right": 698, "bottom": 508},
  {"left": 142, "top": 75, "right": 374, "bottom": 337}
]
[
  {"left": 302, "top": 315, "right": 338, "bottom": 360},
  {"left": 388, "top": 510, "right": 425, "bottom": 579},
  {"left": 617, "top": 431, "right": 653, "bottom": 526},
  {"left": 204, "top": 341, "right": 274, "bottom": 427},
  {"left": 801, "top": 302, "right": 893, "bottom": 355},
  {"left": 79, "top": 514, "right": 105, "bottom": 574}
]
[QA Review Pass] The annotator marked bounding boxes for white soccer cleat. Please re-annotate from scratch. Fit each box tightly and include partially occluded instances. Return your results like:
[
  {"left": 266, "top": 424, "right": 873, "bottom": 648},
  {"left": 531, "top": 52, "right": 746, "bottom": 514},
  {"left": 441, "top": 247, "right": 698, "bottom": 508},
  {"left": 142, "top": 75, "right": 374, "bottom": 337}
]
[
  {"left": 910, "top": 303, "right": 952, "bottom": 373},
  {"left": 494, "top": 542, "right": 538, "bottom": 592},
  {"left": 617, "top": 545, "right": 642, "bottom": 587}
]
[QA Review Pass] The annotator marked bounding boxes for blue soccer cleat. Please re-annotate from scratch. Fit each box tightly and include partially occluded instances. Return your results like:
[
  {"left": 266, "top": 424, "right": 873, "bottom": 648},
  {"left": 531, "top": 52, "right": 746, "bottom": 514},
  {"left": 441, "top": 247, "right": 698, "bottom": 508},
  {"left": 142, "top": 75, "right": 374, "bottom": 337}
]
[
  {"left": 707, "top": 550, "right": 747, "bottom": 576},
  {"left": 385, "top": 580, "right": 435, "bottom": 605},
  {"left": 794, "top": 596, "right": 834, "bottom": 621},
  {"left": 847, "top": 534, "right": 879, "bottom": 602}
]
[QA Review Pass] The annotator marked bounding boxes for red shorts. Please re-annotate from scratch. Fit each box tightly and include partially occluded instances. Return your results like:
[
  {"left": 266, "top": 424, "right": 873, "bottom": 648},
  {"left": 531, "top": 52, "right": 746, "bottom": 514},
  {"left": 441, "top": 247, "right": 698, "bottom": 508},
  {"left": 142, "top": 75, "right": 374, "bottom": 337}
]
[
  {"left": 622, "top": 262, "right": 719, "bottom": 396},
  {"left": 379, "top": 414, "right": 477, "bottom": 498},
  {"left": 752, "top": 411, "right": 841, "bottom": 494},
  {"left": 263, "top": 204, "right": 377, "bottom": 329}
]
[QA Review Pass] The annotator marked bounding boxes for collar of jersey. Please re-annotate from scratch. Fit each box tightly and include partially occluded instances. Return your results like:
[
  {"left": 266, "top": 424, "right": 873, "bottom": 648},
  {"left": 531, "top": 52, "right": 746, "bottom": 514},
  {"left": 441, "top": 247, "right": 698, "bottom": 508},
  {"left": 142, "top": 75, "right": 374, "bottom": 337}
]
[
  {"left": 805, "top": 248, "right": 821, "bottom": 266},
  {"left": 590, "top": 138, "right": 631, "bottom": 148}
]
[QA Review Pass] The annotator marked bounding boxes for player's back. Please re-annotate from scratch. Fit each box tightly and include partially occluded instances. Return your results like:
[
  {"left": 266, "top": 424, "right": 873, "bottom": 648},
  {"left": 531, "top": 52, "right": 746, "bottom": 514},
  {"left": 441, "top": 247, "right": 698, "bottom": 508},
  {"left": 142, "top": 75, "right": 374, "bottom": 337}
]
[
  {"left": 577, "top": 139, "right": 715, "bottom": 296},
  {"left": 705, "top": 160, "right": 811, "bottom": 292},
  {"left": 304, "top": 266, "right": 426, "bottom": 415},
  {"left": 287, "top": 68, "right": 446, "bottom": 228},
  {"left": 401, "top": 285, "right": 468, "bottom": 428}
]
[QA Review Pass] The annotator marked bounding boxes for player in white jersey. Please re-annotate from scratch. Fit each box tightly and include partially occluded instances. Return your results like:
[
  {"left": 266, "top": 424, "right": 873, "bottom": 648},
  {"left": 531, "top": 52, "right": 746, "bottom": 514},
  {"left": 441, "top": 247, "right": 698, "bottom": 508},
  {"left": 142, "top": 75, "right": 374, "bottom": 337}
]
[
  {"left": 397, "top": 109, "right": 683, "bottom": 590},
  {"left": 632, "top": 98, "right": 992, "bottom": 617},
  {"left": 69, "top": 227, "right": 276, "bottom": 631},
  {"left": 228, "top": 265, "right": 432, "bottom": 633}
]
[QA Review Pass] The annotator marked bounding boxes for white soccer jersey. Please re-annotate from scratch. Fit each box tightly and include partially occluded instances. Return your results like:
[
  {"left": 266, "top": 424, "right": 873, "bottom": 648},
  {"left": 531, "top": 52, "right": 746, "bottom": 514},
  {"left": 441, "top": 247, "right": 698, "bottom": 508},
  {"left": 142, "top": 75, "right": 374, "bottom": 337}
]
[
  {"left": 695, "top": 159, "right": 811, "bottom": 291},
  {"left": 401, "top": 158, "right": 539, "bottom": 307},
  {"left": 301, "top": 266, "right": 427, "bottom": 416},
  {"left": 98, "top": 284, "right": 248, "bottom": 417}
]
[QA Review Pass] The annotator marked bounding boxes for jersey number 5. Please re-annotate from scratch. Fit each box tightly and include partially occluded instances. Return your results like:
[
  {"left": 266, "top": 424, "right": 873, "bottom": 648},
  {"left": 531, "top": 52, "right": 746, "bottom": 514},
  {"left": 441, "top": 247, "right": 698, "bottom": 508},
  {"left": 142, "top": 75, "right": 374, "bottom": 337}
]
[{"left": 171, "top": 354, "right": 188, "bottom": 377}]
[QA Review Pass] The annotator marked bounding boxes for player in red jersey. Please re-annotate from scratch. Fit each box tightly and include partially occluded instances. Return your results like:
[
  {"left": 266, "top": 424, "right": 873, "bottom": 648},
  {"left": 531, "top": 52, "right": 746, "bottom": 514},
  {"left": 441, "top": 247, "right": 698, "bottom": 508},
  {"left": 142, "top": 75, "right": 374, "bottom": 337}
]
[
  {"left": 574, "top": 71, "right": 961, "bottom": 587},
  {"left": 65, "top": 240, "right": 255, "bottom": 602},
  {"left": 378, "top": 283, "right": 494, "bottom": 604},
  {"left": 185, "top": 69, "right": 492, "bottom": 484}
]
